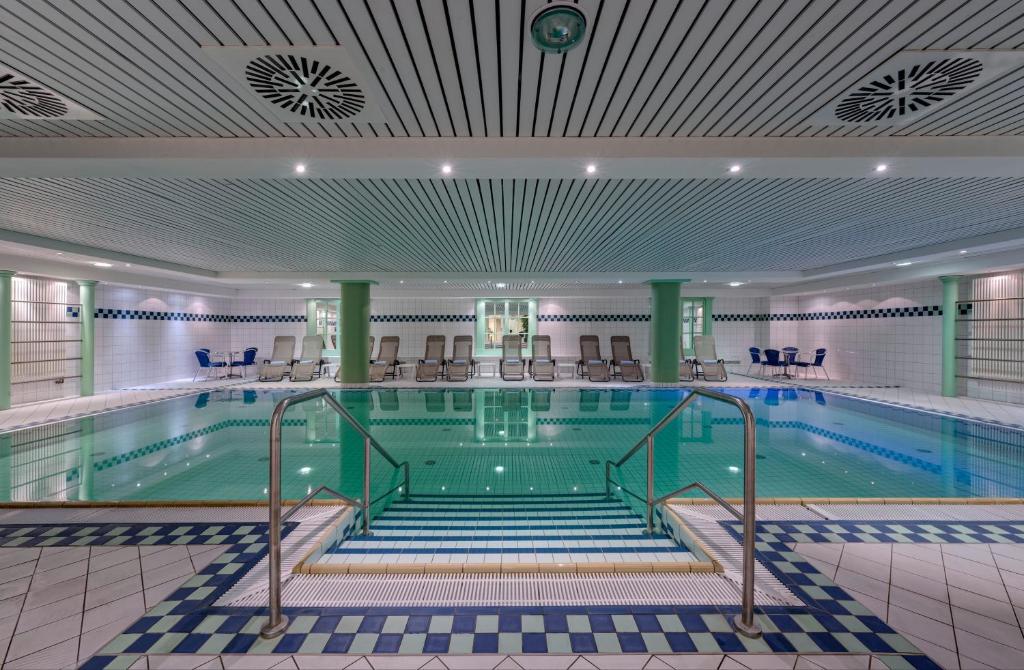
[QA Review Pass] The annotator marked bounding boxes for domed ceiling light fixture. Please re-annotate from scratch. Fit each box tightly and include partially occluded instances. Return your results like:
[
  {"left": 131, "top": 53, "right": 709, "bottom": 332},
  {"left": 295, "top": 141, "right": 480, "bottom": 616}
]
[{"left": 530, "top": 3, "right": 588, "bottom": 54}]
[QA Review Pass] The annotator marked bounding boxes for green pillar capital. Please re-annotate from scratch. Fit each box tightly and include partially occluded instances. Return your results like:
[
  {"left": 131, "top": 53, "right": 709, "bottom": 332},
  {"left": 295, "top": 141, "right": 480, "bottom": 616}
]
[
  {"left": 939, "top": 275, "right": 961, "bottom": 397},
  {"left": 0, "top": 271, "right": 15, "bottom": 278},
  {"left": 76, "top": 279, "right": 98, "bottom": 287}
]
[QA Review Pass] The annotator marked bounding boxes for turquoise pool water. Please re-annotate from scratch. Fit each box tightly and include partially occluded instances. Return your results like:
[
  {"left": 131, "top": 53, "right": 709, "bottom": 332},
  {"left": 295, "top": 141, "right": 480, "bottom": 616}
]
[{"left": 1, "top": 388, "right": 1020, "bottom": 504}]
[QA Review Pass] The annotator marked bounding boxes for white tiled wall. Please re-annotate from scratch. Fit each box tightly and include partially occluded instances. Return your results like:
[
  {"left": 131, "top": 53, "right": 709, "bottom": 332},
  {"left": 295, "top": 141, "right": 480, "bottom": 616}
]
[
  {"left": 369, "top": 298, "right": 474, "bottom": 361},
  {"left": 539, "top": 297, "right": 650, "bottom": 361},
  {"left": 94, "top": 285, "right": 231, "bottom": 391},
  {"left": 229, "top": 298, "right": 307, "bottom": 362},
  {"left": 963, "top": 271, "right": 1024, "bottom": 405},
  {"left": 785, "top": 280, "right": 943, "bottom": 393},
  {"left": 10, "top": 276, "right": 81, "bottom": 405},
  {"left": 713, "top": 296, "right": 769, "bottom": 363}
]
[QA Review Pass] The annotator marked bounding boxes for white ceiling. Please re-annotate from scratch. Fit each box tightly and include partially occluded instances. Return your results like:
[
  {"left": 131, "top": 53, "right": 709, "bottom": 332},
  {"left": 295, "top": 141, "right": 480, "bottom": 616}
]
[{"left": 1, "top": 0, "right": 1024, "bottom": 287}]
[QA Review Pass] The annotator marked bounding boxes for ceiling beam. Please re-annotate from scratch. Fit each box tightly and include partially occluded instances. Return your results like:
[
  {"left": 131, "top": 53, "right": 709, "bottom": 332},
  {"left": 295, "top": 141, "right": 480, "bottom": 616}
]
[{"left": 3, "top": 137, "right": 1024, "bottom": 178}]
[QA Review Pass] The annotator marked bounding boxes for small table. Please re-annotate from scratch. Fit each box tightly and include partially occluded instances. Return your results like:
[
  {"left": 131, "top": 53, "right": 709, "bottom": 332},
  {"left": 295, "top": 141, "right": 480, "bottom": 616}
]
[
  {"left": 555, "top": 362, "right": 576, "bottom": 379},
  {"left": 476, "top": 362, "right": 499, "bottom": 377},
  {"left": 212, "top": 351, "right": 243, "bottom": 378}
]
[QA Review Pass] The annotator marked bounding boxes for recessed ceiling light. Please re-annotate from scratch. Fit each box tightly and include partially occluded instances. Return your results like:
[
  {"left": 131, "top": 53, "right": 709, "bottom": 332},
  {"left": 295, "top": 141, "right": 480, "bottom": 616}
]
[
  {"left": 125, "top": 263, "right": 132, "bottom": 267},
  {"left": 959, "top": 250, "right": 967, "bottom": 254},
  {"left": 399, "top": 280, "right": 404, "bottom": 284},
  {"left": 702, "top": 280, "right": 708, "bottom": 283},
  {"left": 56, "top": 252, "right": 63, "bottom": 255},
  {"left": 441, "top": 163, "right": 452, "bottom": 174},
  {"left": 495, "top": 282, "right": 507, "bottom": 288},
  {"left": 294, "top": 163, "right": 306, "bottom": 174},
  {"left": 530, "top": 3, "right": 587, "bottom": 54},
  {"left": 728, "top": 281, "right": 744, "bottom": 287},
  {"left": 875, "top": 163, "right": 888, "bottom": 172},
  {"left": 729, "top": 164, "right": 741, "bottom": 173},
  {"left": 617, "top": 280, "right": 623, "bottom": 284},
  {"left": 894, "top": 261, "right": 913, "bottom": 267},
  {"left": 586, "top": 164, "right": 597, "bottom": 174},
  {"left": 92, "top": 262, "right": 112, "bottom": 268},
  {"left": 299, "top": 282, "right": 313, "bottom": 288}
]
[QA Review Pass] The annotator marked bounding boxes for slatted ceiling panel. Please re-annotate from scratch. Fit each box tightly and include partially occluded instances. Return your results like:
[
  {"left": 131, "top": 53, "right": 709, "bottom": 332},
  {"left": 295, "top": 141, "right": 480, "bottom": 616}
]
[{"left": 4, "top": 176, "right": 1024, "bottom": 272}]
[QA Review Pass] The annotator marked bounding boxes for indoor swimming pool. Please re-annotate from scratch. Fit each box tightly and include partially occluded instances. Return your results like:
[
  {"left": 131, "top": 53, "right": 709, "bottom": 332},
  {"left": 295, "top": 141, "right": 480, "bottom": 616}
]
[{"left": 2, "top": 387, "right": 1021, "bottom": 505}]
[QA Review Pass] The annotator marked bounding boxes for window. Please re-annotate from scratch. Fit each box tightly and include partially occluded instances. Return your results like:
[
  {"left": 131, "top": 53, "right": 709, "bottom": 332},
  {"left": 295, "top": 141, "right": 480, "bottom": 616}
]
[
  {"left": 314, "top": 299, "right": 340, "bottom": 354},
  {"left": 681, "top": 299, "right": 705, "bottom": 357},
  {"left": 476, "top": 299, "right": 537, "bottom": 353}
]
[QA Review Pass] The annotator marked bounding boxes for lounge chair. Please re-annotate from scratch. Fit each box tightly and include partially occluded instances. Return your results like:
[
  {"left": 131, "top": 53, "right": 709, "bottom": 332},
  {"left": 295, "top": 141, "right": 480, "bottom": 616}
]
[
  {"left": 424, "top": 390, "right": 445, "bottom": 412},
  {"left": 291, "top": 335, "right": 325, "bottom": 382},
  {"left": 447, "top": 335, "right": 475, "bottom": 381},
  {"left": 452, "top": 390, "right": 473, "bottom": 412},
  {"left": 579, "top": 389, "right": 600, "bottom": 411},
  {"left": 610, "top": 336, "right": 643, "bottom": 382},
  {"left": 369, "top": 336, "right": 401, "bottom": 382},
  {"left": 577, "top": 335, "right": 609, "bottom": 382},
  {"left": 530, "top": 389, "right": 551, "bottom": 412},
  {"left": 260, "top": 336, "right": 295, "bottom": 381},
  {"left": 416, "top": 335, "right": 446, "bottom": 382},
  {"left": 500, "top": 334, "right": 525, "bottom": 381},
  {"left": 610, "top": 389, "right": 631, "bottom": 410},
  {"left": 530, "top": 335, "right": 555, "bottom": 381},
  {"left": 747, "top": 348, "right": 764, "bottom": 376},
  {"left": 693, "top": 335, "right": 727, "bottom": 382}
]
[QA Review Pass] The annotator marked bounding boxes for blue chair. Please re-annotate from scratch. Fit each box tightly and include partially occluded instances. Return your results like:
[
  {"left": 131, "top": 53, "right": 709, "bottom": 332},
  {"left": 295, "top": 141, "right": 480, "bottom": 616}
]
[
  {"left": 243, "top": 390, "right": 257, "bottom": 404},
  {"left": 764, "top": 389, "right": 780, "bottom": 406},
  {"left": 193, "top": 350, "right": 226, "bottom": 381},
  {"left": 762, "top": 349, "right": 787, "bottom": 377},
  {"left": 194, "top": 392, "right": 210, "bottom": 408},
  {"left": 792, "top": 348, "right": 829, "bottom": 380},
  {"left": 746, "top": 347, "right": 764, "bottom": 376},
  {"left": 232, "top": 347, "right": 258, "bottom": 377}
]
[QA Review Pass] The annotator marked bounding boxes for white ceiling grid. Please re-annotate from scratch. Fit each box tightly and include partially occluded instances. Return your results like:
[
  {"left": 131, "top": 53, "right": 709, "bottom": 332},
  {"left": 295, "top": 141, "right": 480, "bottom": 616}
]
[
  {"left": 1, "top": 176, "right": 1023, "bottom": 273},
  {"left": 1, "top": 0, "right": 1024, "bottom": 138}
]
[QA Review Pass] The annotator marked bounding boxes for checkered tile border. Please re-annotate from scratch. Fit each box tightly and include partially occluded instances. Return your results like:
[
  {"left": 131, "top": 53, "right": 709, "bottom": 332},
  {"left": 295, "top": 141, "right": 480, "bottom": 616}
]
[
  {"left": 538, "top": 314, "right": 650, "bottom": 322},
  {"left": 371, "top": 314, "right": 475, "bottom": 323},
  {"left": 730, "top": 519, "right": 1024, "bottom": 546},
  {"left": 95, "top": 309, "right": 304, "bottom": 323},
  {"left": 68, "top": 513, "right": 943, "bottom": 668},
  {"left": 715, "top": 307, "right": 941, "bottom": 322}
]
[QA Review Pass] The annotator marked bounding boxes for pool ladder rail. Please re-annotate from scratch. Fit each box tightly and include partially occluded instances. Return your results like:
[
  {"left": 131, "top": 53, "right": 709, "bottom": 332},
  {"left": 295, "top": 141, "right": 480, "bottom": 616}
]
[
  {"left": 261, "top": 389, "right": 410, "bottom": 639},
  {"left": 605, "top": 388, "right": 761, "bottom": 638}
]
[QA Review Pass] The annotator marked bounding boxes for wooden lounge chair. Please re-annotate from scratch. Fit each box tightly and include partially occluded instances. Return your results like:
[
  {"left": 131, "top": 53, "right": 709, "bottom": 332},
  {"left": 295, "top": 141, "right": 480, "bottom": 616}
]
[
  {"left": 610, "top": 336, "right": 643, "bottom": 382},
  {"left": 530, "top": 335, "right": 555, "bottom": 381},
  {"left": 577, "top": 335, "right": 609, "bottom": 382}
]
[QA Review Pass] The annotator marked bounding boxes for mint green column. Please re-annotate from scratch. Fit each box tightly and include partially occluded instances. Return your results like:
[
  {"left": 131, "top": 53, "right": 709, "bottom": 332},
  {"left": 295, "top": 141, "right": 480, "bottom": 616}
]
[
  {"left": 305, "top": 298, "right": 317, "bottom": 337},
  {"left": 650, "top": 281, "right": 682, "bottom": 383},
  {"left": 940, "top": 276, "right": 961, "bottom": 397},
  {"left": 702, "top": 297, "right": 714, "bottom": 336},
  {"left": 336, "top": 281, "right": 372, "bottom": 384},
  {"left": 77, "top": 281, "right": 97, "bottom": 396},
  {"left": 0, "top": 271, "right": 13, "bottom": 410}
]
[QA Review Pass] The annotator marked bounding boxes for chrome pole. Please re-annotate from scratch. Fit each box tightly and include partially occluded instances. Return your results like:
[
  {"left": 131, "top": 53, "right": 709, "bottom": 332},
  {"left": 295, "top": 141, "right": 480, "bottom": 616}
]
[
  {"left": 734, "top": 398, "right": 761, "bottom": 638},
  {"left": 260, "top": 399, "right": 289, "bottom": 639},
  {"left": 645, "top": 434, "right": 655, "bottom": 535},
  {"left": 362, "top": 435, "right": 372, "bottom": 536},
  {"left": 604, "top": 461, "right": 611, "bottom": 498}
]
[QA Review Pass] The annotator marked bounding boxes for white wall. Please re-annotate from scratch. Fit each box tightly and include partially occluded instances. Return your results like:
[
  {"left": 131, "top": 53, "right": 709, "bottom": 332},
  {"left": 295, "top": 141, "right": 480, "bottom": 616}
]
[
  {"left": 962, "top": 271, "right": 1024, "bottom": 405},
  {"left": 782, "top": 280, "right": 943, "bottom": 393},
  {"left": 10, "top": 276, "right": 81, "bottom": 405},
  {"left": 94, "top": 285, "right": 231, "bottom": 391}
]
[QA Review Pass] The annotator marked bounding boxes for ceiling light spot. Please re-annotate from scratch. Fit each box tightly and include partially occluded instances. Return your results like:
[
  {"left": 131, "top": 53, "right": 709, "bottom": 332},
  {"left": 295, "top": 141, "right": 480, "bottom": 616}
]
[
  {"left": 959, "top": 250, "right": 967, "bottom": 254},
  {"left": 441, "top": 163, "right": 452, "bottom": 175},
  {"left": 586, "top": 163, "right": 597, "bottom": 174},
  {"left": 894, "top": 261, "right": 913, "bottom": 267},
  {"left": 729, "top": 164, "right": 741, "bottom": 173},
  {"left": 299, "top": 282, "right": 313, "bottom": 288},
  {"left": 875, "top": 163, "right": 888, "bottom": 173},
  {"left": 617, "top": 280, "right": 623, "bottom": 284},
  {"left": 728, "top": 281, "right": 744, "bottom": 287},
  {"left": 92, "top": 262, "right": 112, "bottom": 268},
  {"left": 294, "top": 163, "right": 306, "bottom": 174},
  {"left": 530, "top": 3, "right": 587, "bottom": 54},
  {"left": 495, "top": 282, "right": 507, "bottom": 288}
]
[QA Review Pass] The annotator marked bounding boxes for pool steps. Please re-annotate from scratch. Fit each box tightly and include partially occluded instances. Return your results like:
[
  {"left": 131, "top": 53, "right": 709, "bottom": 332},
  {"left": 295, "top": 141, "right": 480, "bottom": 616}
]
[{"left": 310, "top": 493, "right": 706, "bottom": 574}]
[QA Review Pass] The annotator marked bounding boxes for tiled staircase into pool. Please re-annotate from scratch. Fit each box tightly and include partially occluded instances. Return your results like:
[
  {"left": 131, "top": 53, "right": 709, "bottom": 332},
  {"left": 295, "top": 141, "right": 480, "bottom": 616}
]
[{"left": 314, "top": 493, "right": 701, "bottom": 572}]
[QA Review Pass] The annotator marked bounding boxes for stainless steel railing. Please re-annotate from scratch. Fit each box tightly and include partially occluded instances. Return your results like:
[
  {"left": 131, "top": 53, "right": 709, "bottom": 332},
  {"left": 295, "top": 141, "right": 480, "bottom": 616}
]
[
  {"left": 260, "top": 389, "right": 410, "bottom": 639},
  {"left": 604, "top": 388, "right": 761, "bottom": 638}
]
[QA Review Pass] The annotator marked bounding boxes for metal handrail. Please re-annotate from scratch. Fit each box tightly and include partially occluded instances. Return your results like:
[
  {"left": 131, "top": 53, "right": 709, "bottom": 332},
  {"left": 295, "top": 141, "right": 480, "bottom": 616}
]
[
  {"left": 604, "top": 388, "right": 761, "bottom": 638},
  {"left": 261, "top": 389, "right": 410, "bottom": 639}
]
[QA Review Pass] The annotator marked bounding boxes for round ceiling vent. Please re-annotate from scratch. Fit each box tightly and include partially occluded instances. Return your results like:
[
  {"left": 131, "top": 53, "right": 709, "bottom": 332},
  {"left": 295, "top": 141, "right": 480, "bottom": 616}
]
[
  {"left": 0, "top": 72, "right": 68, "bottom": 118},
  {"left": 245, "top": 54, "right": 365, "bottom": 120},
  {"left": 834, "top": 57, "right": 983, "bottom": 123}
]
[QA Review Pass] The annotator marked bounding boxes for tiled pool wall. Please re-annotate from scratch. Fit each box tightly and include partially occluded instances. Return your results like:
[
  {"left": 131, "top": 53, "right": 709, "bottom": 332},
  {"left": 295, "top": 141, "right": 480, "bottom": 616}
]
[{"left": 8, "top": 275, "right": 1018, "bottom": 401}]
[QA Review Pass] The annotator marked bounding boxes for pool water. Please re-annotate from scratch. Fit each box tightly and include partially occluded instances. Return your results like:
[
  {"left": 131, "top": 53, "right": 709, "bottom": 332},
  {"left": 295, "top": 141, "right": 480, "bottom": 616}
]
[{"left": 1, "top": 387, "right": 1021, "bottom": 505}]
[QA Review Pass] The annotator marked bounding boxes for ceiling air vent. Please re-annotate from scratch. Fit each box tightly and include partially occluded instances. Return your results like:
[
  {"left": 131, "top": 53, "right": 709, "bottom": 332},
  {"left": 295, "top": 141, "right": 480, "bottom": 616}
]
[
  {"left": 811, "top": 51, "right": 1024, "bottom": 126},
  {"left": 0, "top": 66, "right": 101, "bottom": 120},
  {"left": 201, "top": 47, "right": 389, "bottom": 124}
]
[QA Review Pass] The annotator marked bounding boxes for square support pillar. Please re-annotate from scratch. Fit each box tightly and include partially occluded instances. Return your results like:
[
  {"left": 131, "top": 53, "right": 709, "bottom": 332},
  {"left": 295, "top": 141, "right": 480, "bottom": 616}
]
[
  {"left": 76, "top": 280, "right": 98, "bottom": 397},
  {"left": 650, "top": 281, "right": 682, "bottom": 383},
  {"left": 335, "top": 281, "right": 373, "bottom": 384},
  {"left": 940, "top": 275, "right": 961, "bottom": 397}
]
